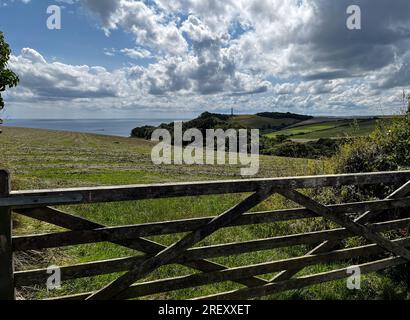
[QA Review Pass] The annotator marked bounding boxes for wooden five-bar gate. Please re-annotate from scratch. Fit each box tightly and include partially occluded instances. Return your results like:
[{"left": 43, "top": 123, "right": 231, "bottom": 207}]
[{"left": 1, "top": 169, "right": 410, "bottom": 300}]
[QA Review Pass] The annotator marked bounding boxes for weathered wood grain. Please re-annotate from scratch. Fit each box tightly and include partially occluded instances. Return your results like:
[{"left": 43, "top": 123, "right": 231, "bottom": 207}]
[
  {"left": 13, "top": 197, "right": 410, "bottom": 251},
  {"left": 5, "top": 171, "right": 410, "bottom": 300},
  {"left": 195, "top": 256, "right": 407, "bottom": 300},
  {"left": 277, "top": 189, "right": 410, "bottom": 261},
  {"left": 3, "top": 171, "right": 410, "bottom": 208},
  {"left": 270, "top": 181, "right": 410, "bottom": 282},
  {"left": 13, "top": 198, "right": 410, "bottom": 251},
  {"left": 46, "top": 237, "right": 410, "bottom": 300},
  {"left": 85, "top": 188, "right": 277, "bottom": 300},
  {"left": 0, "top": 170, "right": 14, "bottom": 300},
  {"left": 15, "top": 218, "right": 410, "bottom": 286},
  {"left": 271, "top": 180, "right": 410, "bottom": 282},
  {"left": 15, "top": 207, "right": 266, "bottom": 289}
]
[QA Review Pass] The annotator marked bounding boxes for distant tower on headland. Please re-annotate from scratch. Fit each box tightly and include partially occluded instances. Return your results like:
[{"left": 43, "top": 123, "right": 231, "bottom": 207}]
[{"left": 231, "top": 107, "right": 234, "bottom": 116}]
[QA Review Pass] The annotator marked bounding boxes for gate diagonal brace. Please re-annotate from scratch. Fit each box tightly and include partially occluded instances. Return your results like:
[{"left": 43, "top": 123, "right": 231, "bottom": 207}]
[
  {"left": 16, "top": 207, "right": 267, "bottom": 293},
  {"left": 271, "top": 180, "right": 410, "bottom": 282},
  {"left": 276, "top": 189, "right": 410, "bottom": 267},
  {"left": 86, "top": 187, "right": 277, "bottom": 300}
]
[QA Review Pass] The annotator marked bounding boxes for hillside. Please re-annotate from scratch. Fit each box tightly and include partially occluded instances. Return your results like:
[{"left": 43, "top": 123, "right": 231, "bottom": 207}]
[
  {"left": 227, "top": 114, "right": 298, "bottom": 130},
  {"left": 131, "top": 111, "right": 312, "bottom": 139},
  {"left": 266, "top": 117, "right": 395, "bottom": 142},
  {"left": 132, "top": 112, "right": 389, "bottom": 141},
  {"left": 130, "top": 112, "right": 393, "bottom": 159},
  {"left": 230, "top": 112, "right": 312, "bottom": 132}
]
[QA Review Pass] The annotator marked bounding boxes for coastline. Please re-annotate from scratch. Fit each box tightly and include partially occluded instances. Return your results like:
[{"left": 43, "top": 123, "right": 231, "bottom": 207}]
[{"left": 1, "top": 118, "right": 182, "bottom": 137}]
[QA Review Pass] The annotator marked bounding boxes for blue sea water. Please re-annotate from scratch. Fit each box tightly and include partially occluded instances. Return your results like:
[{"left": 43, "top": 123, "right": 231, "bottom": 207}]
[{"left": 2, "top": 118, "right": 182, "bottom": 137}]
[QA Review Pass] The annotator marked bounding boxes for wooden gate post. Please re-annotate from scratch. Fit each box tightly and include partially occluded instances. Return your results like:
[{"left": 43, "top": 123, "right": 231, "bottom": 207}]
[{"left": 0, "top": 170, "right": 15, "bottom": 300}]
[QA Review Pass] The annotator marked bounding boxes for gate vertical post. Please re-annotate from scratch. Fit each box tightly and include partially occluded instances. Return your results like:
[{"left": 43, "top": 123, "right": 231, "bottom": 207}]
[{"left": 0, "top": 170, "right": 15, "bottom": 300}]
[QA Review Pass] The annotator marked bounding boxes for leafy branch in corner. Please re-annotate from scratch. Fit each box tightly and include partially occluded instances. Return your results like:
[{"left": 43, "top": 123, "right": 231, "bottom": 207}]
[{"left": 0, "top": 31, "right": 19, "bottom": 111}]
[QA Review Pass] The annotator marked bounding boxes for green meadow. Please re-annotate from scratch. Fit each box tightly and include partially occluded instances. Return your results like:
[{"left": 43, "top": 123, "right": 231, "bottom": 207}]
[
  {"left": 265, "top": 118, "right": 394, "bottom": 141},
  {"left": 228, "top": 114, "right": 301, "bottom": 130},
  {"left": 1, "top": 126, "right": 407, "bottom": 300}
]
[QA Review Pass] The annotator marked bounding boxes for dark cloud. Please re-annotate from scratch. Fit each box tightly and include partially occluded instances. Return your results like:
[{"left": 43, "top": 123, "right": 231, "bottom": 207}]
[
  {"left": 303, "top": 70, "right": 353, "bottom": 81},
  {"left": 82, "top": 0, "right": 119, "bottom": 28},
  {"left": 229, "top": 85, "right": 268, "bottom": 96},
  {"left": 299, "top": 0, "right": 410, "bottom": 77},
  {"left": 373, "top": 62, "right": 410, "bottom": 89}
]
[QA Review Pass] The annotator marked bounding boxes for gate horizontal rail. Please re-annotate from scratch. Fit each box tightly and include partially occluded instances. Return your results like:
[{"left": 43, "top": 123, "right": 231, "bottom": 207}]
[
  {"left": 1, "top": 169, "right": 410, "bottom": 300},
  {"left": 2, "top": 171, "right": 409, "bottom": 208}
]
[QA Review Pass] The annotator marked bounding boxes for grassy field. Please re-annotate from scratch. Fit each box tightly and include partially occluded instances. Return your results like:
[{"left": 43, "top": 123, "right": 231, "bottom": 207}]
[
  {"left": 265, "top": 118, "right": 392, "bottom": 141},
  {"left": 1, "top": 126, "right": 407, "bottom": 300},
  {"left": 229, "top": 115, "right": 301, "bottom": 130}
]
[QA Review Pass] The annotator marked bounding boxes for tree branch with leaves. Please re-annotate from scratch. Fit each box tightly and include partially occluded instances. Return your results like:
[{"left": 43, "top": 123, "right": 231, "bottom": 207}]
[{"left": 0, "top": 31, "right": 19, "bottom": 114}]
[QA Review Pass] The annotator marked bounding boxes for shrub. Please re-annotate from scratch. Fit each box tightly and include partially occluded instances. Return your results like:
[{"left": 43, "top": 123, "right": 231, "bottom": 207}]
[{"left": 331, "top": 111, "right": 410, "bottom": 174}]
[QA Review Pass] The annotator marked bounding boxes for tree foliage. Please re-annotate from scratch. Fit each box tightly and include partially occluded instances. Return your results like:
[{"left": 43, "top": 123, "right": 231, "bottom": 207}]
[
  {"left": 0, "top": 31, "right": 19, "bottom": 111},
  {"left": 331, "top": 110, "right": 410, "bottom": 174}
]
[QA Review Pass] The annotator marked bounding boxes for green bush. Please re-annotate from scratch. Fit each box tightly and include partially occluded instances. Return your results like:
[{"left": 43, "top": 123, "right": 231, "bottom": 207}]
[
  {"left": 321, "top": 109, "right": 410, "bottom": 298},
  {"left": 262, "top": 138, "right": 343, "bottom": 159},
  {"left": 331, "top": 111, "right": 410, "bottom": 174}
]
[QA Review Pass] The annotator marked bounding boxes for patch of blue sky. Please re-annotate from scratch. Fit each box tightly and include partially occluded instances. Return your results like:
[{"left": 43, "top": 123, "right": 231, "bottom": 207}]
[
  {"left": 229, "top": 20, "right": 253, "bottom": 40},
  {"left": 0, "top": 0, "right": 135, "bottom": 69}
]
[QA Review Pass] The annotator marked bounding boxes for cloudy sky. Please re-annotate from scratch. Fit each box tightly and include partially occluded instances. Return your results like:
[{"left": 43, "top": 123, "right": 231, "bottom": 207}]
[{"left": 1, "top": 0, "right": 410, "bottom": 119}]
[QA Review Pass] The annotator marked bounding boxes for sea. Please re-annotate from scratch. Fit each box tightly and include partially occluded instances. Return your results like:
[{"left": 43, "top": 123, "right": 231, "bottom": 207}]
[{"left": 1, "top": 118, "right": 184, "bottom": 137}]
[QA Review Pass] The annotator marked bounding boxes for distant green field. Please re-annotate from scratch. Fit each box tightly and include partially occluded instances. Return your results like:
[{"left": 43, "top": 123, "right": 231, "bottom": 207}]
[
  {"left": 294, "top": 119, "right": 382, "bottom": 140},
  {"left": 266, "top": 120, "right": 350, "bottom": 138},
  {"left": 265, "top": 118, "right": 393, "bottom": 141},
  {"left": 229, "top": 115, "right": 301, "bottom": 130}
]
